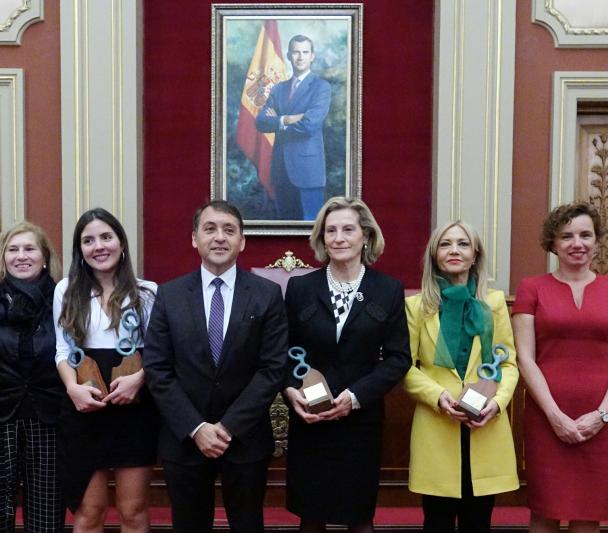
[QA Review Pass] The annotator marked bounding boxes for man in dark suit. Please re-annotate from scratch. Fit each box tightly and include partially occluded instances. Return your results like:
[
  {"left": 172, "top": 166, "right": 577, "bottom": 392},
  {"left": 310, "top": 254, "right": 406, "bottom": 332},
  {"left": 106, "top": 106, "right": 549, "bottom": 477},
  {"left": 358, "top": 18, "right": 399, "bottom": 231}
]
[
  {"left": 143, "top": 200, "right": 288, "bottom": 533},
  {"left": 256, "top": 34, "right": 331, "bottom": 221}
]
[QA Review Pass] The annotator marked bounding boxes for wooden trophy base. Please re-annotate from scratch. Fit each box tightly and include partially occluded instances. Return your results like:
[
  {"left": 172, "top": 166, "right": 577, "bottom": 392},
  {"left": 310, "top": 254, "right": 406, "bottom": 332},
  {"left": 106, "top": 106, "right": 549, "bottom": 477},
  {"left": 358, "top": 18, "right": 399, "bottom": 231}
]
[
  {"left": 77, "top": 355, "right": 109, "bottom": 397},
  {"left": 111, "top": 351, "right": 143, "bottom": 380},
  {"left": 301, "top": 368, "right": 334, "bottom": 414},
  {"left": 110, "top": 351, "right": 143, "bottom": 403},
  {"left": 457, "top": 379, "right": 497, "bottom": 421}
]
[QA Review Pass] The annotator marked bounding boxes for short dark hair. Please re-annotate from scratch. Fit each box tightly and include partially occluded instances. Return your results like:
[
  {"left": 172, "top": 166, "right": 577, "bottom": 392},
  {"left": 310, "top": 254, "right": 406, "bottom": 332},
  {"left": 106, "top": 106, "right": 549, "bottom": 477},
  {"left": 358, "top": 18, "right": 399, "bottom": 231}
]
[
  {"left": 540, "top": 201, "right": 603, "bottom": 252},
  {"left": 288, "top": 34, "right": 314, "bottom": 55},
  {"left": 192, "top": 200, "right": 244, "bottom": 234}
]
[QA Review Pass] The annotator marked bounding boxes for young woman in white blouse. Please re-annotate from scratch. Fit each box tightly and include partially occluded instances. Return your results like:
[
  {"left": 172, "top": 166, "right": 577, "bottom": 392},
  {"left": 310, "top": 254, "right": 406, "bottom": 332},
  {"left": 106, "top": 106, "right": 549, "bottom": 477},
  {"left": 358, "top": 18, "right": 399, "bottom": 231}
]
[{"left": 54, "top": 208, "right": 157, "bottom": 532}]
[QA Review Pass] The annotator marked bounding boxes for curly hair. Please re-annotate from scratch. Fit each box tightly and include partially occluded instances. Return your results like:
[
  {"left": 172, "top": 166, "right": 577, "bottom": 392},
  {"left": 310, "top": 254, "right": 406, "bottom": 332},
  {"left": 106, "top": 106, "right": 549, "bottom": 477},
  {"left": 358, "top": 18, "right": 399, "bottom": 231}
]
[{"left": 540, "top": 202, "right": 603, "bottom": 253}]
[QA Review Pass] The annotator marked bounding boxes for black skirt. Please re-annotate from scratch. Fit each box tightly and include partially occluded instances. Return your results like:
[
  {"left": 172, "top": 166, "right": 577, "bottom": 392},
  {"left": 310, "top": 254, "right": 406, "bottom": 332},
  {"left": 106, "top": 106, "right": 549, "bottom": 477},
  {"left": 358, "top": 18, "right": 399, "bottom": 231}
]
[
  {"left": 286, "top": 408, "right": 383, "bottom": 525},
  {"left": 58, "top": 348, "right": 159, "bottom": 512}
]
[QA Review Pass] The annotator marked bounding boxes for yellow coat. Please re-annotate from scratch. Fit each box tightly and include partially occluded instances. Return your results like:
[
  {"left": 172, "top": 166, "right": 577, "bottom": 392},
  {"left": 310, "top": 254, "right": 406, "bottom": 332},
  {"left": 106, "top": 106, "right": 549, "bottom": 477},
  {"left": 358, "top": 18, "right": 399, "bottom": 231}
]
[{"left": 404, "top": 290, "right": 519, "bottom": 498}]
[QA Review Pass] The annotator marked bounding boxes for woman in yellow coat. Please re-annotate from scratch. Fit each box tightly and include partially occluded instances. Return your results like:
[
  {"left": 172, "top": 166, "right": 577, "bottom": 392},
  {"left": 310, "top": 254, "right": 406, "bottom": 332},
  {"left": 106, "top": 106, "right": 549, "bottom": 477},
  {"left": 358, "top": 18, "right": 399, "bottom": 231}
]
[{"left": 404, "top": 220, "right": 519, "bottom": 532}]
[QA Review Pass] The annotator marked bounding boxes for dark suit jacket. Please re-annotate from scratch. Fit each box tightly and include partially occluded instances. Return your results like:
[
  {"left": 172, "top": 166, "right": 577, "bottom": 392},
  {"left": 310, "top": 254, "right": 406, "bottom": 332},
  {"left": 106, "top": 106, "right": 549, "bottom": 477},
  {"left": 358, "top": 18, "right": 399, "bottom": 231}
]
[
  {"left": 285, "top": 267, "right": 412, "bottom": 423},
  {"left": 143, "top": 268, "right": 288, "bottom": 465},
  {"left": 255, "top": 73, "right": 331, "bottom": 189}
]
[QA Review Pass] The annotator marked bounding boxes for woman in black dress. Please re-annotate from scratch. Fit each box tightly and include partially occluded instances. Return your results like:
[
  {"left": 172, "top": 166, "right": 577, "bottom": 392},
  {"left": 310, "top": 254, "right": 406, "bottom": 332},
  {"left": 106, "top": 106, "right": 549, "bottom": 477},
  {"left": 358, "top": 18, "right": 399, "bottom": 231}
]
[
  {"left": 283, "top": 197, "right": 412, "bottom": 532},
  {"left": 54, "top": 208, "right": 157, "bottom": 532},
  {"left": 0, "top": 221, "right": 63, "bottom": 532}
]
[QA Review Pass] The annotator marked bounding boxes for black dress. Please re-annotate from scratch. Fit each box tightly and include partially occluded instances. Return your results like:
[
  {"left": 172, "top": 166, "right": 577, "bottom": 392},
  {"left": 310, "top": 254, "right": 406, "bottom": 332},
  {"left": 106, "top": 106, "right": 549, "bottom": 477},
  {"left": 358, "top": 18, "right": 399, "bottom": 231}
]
[
  {"left": 284, "top": 268, "right": 411, "bottom": 524},
  {"left": 54, "top": 278, "right": 159, "bottom": 512},
  {"left": 58, "top": 348, "right": 159, "bottom": 511}
]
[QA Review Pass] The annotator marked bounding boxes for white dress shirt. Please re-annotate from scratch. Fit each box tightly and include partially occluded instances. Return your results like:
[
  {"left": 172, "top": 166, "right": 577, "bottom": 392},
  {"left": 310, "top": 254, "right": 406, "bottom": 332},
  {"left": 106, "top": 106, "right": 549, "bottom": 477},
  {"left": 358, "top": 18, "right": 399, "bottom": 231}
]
[
  {"left": 54, "top": 277, "right": 157, "bottom": 365},
  {"left": 200, "top": 264, "right": 236, "bottom": 336},
  {"left": 190, "top": 264, "right": 237, "bottom": 438},
  {"left": 279, "top": 70, "right": 312, "bottom": 129}
]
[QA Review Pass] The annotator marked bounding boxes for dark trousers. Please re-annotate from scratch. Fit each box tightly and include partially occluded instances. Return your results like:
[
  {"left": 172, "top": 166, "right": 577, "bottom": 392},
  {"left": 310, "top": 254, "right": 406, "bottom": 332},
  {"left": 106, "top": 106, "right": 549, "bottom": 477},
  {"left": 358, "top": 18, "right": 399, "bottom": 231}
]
[
  {"left": 422, "top": 426, "right": 495, "bottom": 533},
  {"left": 0, "top": 419, "right": 65, "bottom": 533},
  {"left": 271, "top": 149, "right": 325, "bottom": 221},
  {"left": 163, "top": 456, "right": 269, "bottom": 533}
]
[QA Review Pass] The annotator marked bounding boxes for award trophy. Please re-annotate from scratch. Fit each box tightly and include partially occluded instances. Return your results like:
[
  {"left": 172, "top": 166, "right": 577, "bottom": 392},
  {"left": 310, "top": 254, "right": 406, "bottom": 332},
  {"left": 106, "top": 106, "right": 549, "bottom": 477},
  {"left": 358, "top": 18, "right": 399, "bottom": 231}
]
[
  {"left": 457, "top": 344, "right": 509, "bottom": 421},
  {"left": 64, "top": 331, "right": 109, "bottom": 397},
  {"left": 111, "top": 310, "right": 143, "bottom": 381},
  {"left": 288, "top": 346, "right": 334, "bottom": 414}
]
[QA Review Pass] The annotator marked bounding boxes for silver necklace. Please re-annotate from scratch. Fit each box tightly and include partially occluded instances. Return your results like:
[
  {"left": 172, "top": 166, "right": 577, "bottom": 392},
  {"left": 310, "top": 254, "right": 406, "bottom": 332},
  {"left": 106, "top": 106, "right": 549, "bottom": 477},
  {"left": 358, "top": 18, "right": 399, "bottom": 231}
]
[{"left": 327, "top": 265, "right": 365, "bottom": 301}]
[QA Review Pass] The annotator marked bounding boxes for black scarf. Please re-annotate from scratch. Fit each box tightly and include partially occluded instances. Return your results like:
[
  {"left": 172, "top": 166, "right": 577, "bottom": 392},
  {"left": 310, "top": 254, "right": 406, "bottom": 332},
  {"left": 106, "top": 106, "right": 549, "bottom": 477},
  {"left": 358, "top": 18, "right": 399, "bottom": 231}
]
[{"left": 0, "top": 270, "right": 55, "bottom": 333}]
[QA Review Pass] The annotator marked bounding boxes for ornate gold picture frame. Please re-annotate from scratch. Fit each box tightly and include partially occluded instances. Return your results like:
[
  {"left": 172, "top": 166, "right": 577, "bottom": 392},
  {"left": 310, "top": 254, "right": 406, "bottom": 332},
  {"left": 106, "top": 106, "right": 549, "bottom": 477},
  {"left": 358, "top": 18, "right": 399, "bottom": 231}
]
[{"left": 211, "top": 3, "right": 363, "bottom": 235}]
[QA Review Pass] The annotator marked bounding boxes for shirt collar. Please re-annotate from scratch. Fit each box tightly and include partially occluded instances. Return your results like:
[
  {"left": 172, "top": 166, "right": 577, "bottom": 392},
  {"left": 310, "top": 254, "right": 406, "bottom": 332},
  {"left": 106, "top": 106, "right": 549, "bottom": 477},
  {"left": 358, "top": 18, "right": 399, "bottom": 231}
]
[
  {"left": 295, "top": 70, "right": 311, "bottom": 83},
  {"left": 200, "top": 264, "right": 237, "bottom": 290}
]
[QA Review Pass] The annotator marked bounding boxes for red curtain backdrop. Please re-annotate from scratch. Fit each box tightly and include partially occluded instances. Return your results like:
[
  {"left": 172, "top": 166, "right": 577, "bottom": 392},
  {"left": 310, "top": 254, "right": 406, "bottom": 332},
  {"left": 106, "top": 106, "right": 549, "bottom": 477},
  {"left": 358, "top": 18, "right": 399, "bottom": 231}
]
[{"left": 143, "top": 1, "right": 433, "bottom": 288}]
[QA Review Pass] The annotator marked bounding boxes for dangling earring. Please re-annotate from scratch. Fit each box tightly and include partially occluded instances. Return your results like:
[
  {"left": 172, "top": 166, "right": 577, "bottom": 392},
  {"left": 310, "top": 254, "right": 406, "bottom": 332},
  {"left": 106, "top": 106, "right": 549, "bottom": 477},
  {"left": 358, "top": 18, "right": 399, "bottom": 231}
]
[
  {"left": 80, "top": 258, "right": 84, "bottom": 267},
  {"left": 43, "top": 264, "right": 47, "bottom": 269},
  {"left": 121, "top": 251, "right": 125, "bottom": 262}
]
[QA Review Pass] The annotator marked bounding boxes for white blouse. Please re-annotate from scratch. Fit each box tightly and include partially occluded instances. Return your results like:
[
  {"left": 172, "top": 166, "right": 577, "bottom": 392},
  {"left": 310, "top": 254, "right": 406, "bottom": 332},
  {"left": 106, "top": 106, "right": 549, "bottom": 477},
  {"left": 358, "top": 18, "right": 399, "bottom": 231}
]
[{"left": 54, "top": 277, "right": 157, "bottom": 365}]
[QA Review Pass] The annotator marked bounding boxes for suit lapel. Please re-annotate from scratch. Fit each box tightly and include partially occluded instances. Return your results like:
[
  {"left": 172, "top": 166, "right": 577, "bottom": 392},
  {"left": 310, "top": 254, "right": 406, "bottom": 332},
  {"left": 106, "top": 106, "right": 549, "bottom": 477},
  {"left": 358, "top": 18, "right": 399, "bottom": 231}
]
[
  {"left": 280, "top": 78, "right": 293, "bottom": 112},
  {"left": 287, "top": 73, "right": 314, "bottom": 113},
  {"left": 341, "top": 268, "right": 372, "bottom": 331},
  {"left": 423, "top": 313, "right": 462, "bottom": 380},
  {"left": 464, "top": 337, "right": 482, "bottom": 380},
  {"left": 315, "top": 268, "right": 334, "bottom": 316},
  {"left": 423, "top": 314, "right": 440, "bottom": 348},
  {"left": 216, "top": 269, "right": 251, "bottom": 374},
  {"left": 185, "top": 271, "right": 215, "bottom": 377}
]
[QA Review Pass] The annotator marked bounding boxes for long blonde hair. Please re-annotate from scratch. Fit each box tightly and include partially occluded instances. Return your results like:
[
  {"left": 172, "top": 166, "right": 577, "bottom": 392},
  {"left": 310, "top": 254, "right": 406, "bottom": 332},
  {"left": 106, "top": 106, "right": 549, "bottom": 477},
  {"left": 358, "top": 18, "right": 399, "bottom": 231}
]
[{"left": 420, "top": 220, "right": 488, "bottom": 316}]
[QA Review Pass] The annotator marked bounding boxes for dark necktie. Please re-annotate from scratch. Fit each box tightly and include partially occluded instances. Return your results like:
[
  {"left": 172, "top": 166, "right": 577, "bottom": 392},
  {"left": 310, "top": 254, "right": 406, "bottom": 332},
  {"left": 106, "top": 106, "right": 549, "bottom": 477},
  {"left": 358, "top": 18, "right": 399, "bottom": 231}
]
[
  {"left": 208, "top": 278, "right": 224, "bottom": 365},
  {"left": 289, "top": 77, "right": 300, "bottom": 100}
]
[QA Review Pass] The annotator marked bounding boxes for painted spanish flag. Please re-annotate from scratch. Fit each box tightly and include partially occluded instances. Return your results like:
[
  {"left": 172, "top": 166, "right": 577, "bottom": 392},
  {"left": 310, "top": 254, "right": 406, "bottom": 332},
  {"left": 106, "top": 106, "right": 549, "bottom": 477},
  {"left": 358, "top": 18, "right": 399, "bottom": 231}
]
[{"left": 235, "top": 20, "right": 287, "bottom": 199}]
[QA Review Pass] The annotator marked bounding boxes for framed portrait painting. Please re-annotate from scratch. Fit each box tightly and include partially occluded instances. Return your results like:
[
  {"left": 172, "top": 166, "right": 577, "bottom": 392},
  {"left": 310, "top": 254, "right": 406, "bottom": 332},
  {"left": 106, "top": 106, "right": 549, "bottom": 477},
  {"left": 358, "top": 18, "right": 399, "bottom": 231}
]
[{"left": 211, "top": 3, "right": 363, "bottom": 235}]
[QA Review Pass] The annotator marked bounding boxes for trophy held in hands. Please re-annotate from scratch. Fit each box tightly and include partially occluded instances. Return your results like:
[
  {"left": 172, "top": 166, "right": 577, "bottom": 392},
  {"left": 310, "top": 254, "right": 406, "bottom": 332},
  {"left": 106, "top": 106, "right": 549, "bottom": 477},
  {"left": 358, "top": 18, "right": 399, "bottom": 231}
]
[
  {"left": 288, "top": 346, "right": 334, "bottom": 414},
  {"left": 64, "top": 330, "right": 109, "bottom": 397},
  {"left": 457, "top": 343, "right": 509, "bottom": 421},
  {"left": 111, "top": 309, "right": 143, "bottom": 381}
]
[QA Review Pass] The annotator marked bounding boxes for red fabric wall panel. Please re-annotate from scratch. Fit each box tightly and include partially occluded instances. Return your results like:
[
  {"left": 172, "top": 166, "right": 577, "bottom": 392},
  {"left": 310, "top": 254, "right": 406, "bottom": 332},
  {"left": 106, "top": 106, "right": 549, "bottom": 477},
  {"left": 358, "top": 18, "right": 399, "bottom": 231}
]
[{"left": 144, "top": 1, "right": 433, "bottom": 288}]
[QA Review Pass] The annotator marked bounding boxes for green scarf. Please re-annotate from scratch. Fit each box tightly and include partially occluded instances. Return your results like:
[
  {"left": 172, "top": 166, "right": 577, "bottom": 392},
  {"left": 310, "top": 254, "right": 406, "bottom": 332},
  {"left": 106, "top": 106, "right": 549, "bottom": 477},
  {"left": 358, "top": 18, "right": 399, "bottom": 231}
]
[{"left": 434, "top": 276, "right": 497, "bottom": 379}]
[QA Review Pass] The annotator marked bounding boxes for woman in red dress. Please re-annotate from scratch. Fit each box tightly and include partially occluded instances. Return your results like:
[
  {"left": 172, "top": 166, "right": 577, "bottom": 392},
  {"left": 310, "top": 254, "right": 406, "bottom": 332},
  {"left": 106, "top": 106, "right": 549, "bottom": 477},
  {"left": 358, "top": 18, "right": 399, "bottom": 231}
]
[{"left": 513, "top": 202, "right": 608, "bottom": 533}]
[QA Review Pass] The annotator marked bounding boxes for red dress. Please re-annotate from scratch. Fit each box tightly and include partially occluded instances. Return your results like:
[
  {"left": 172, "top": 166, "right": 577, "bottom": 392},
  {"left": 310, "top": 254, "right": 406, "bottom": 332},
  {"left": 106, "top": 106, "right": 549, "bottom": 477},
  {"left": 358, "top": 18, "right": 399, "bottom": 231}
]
[{"left": 513, "top": 274, "right": 608, "bottom": 521}]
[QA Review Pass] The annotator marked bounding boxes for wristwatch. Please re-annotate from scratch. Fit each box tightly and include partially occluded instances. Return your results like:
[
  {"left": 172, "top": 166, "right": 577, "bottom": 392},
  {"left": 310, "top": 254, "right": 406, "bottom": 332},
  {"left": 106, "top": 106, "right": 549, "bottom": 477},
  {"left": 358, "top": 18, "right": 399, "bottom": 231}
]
[{"left": 598, "top": 409, "right": 608, "bottom": 423}]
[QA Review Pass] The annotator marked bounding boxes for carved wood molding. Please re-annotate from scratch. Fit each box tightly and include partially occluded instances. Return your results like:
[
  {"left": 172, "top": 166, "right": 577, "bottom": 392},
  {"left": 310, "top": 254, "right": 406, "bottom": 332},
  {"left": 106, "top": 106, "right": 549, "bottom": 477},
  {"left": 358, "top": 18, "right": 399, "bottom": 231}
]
[{"left": 265, "top": 251, "right": 313, "bottom": 272}]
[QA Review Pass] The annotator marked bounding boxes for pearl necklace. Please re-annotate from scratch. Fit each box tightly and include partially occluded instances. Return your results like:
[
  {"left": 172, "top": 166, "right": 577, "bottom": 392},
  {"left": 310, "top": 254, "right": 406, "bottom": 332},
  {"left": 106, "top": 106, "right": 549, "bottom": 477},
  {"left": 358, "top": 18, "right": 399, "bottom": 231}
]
[{"left": 327, "top": 264, "right": 365, "bottom": 301}]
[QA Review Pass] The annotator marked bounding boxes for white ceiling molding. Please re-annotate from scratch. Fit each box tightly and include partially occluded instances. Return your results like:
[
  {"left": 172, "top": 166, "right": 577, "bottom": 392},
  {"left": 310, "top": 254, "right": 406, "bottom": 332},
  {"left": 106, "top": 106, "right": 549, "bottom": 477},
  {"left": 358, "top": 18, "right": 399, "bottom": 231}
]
[
  {"left": 0, "top": 0, "right": 44, "bottom": 45},
  {"left": 0, "top": 69, "right": 25, "bottom": 230},
  {"left": 532, "top": 0, "right": 608, "bottom": 48}
]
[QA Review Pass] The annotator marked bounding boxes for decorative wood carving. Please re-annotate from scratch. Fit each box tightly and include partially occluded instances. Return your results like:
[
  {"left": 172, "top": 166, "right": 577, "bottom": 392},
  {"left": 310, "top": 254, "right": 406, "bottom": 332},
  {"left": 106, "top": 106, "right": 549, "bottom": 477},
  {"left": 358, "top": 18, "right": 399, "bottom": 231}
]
[
  {"left": 577, "top": 123, "right": 608, "bottom": 273},
  {"left": 265, "top": 250, "right": 312, "bottom": 272},
  {"left": 270, "top": 394, "right": 289, "bottom": 458},
  {"left": 261, "top": 251, "right": 314, "bottom": 456}
]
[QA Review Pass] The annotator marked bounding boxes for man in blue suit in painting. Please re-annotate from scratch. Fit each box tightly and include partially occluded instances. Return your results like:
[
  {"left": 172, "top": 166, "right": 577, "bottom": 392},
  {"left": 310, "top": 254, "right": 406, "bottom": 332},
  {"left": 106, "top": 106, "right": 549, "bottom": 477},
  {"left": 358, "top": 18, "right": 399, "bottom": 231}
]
[{"left": 256, "top": 34, "right": 331, "bottom": 220}]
